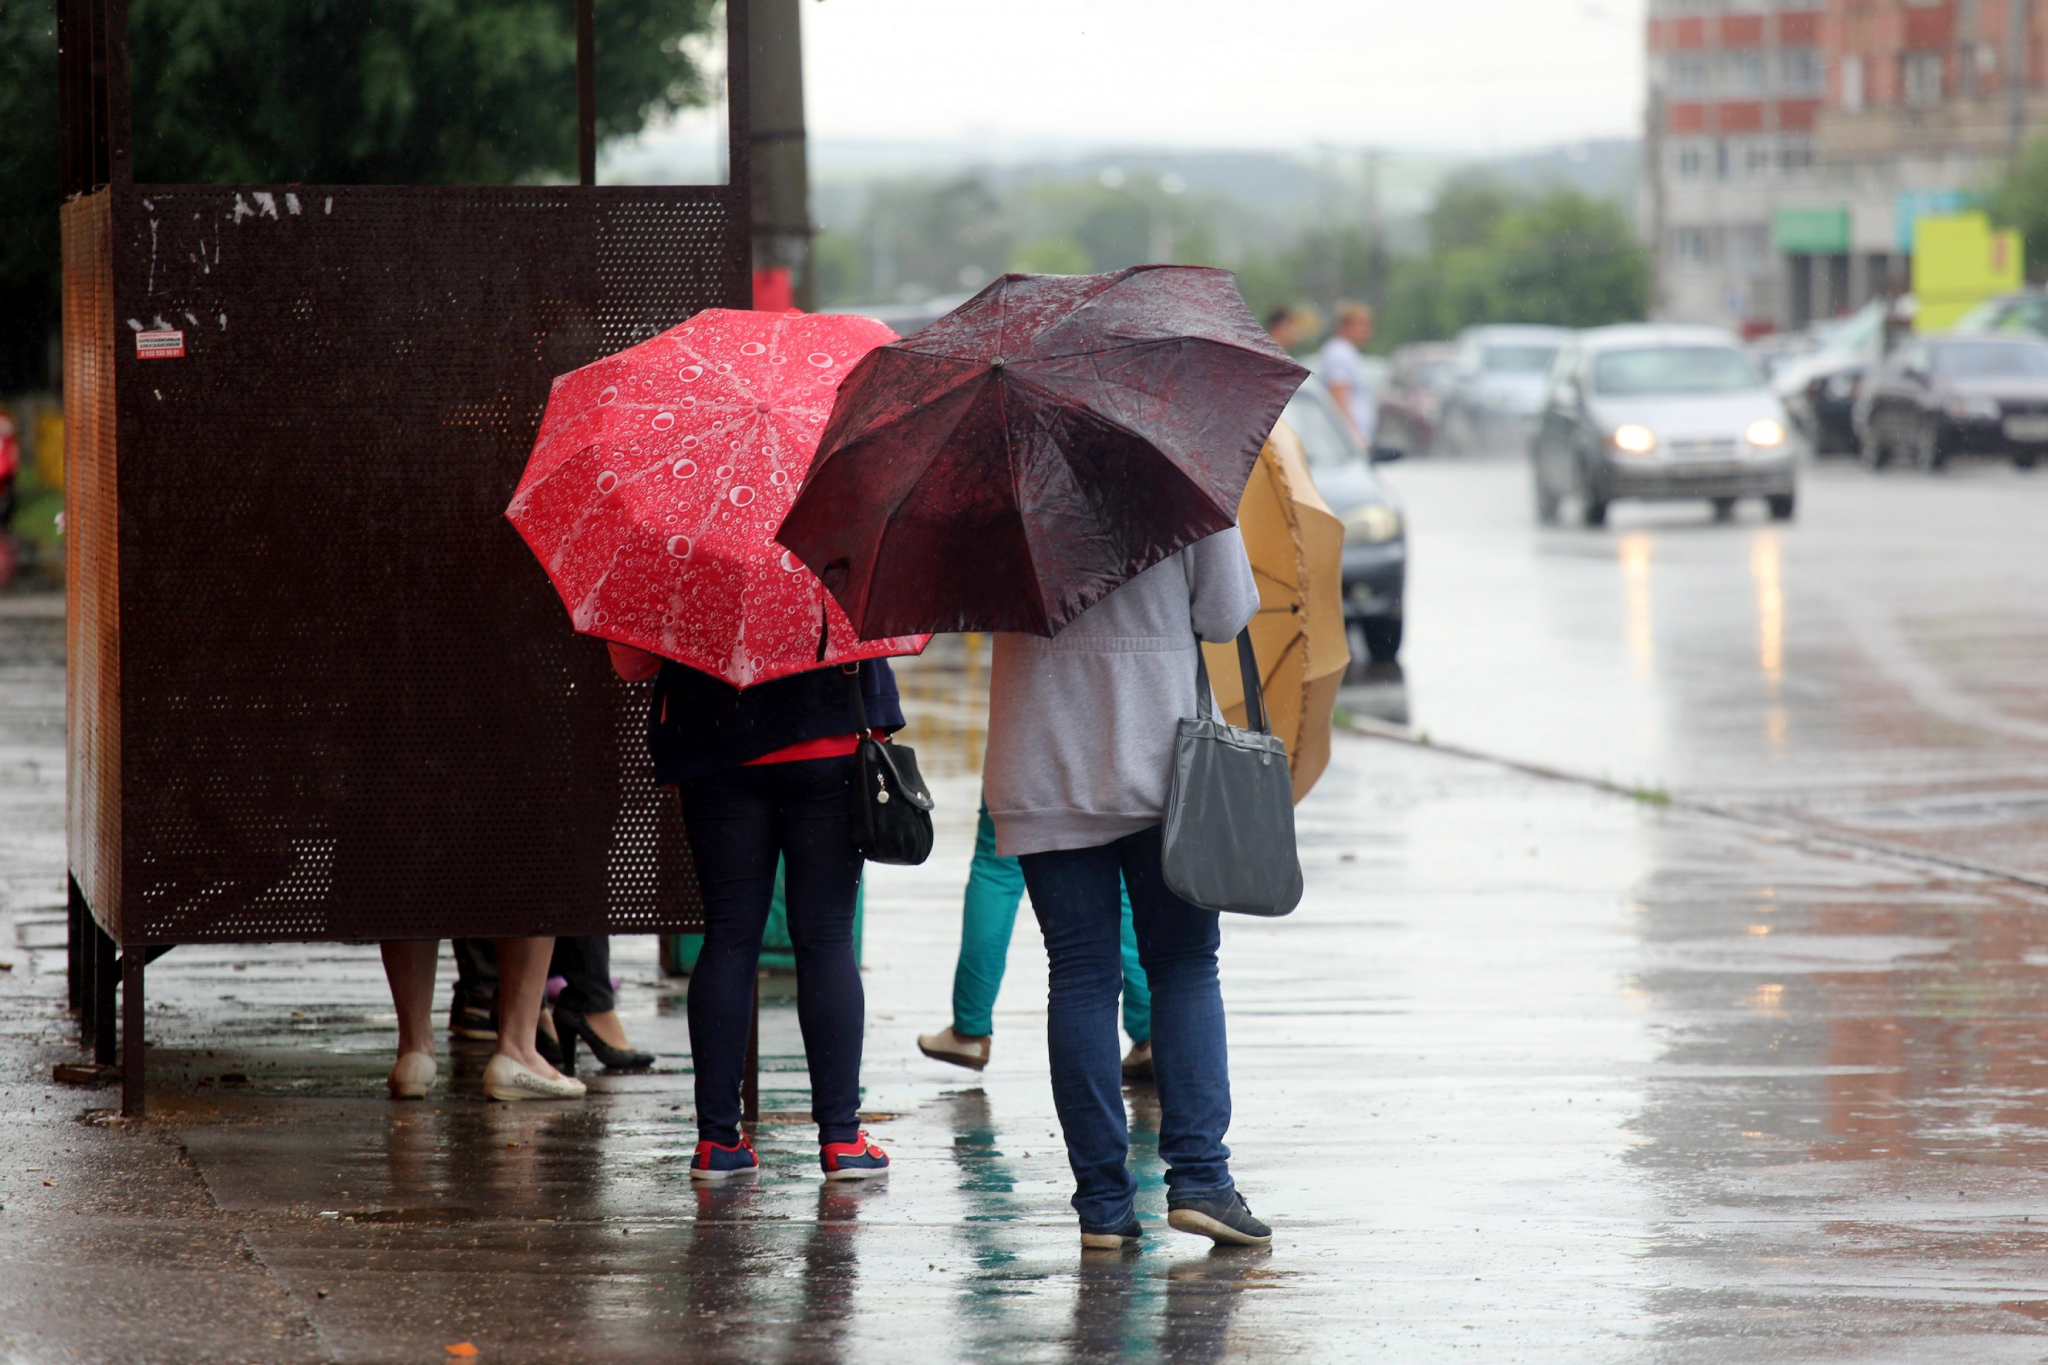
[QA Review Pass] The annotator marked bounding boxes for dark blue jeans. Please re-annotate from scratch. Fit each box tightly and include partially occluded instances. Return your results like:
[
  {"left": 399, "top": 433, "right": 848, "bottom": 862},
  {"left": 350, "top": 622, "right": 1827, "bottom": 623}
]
[
  {"left": 677, "top": 755, "right": 864, "bottom": 1147},
  {"left": 1020, "top": 824, "right": 1234, "bottom": 1228}
]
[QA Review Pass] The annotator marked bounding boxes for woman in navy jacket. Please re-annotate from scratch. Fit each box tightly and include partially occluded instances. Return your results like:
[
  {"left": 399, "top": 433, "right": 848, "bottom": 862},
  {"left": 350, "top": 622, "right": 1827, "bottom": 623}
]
[{"left": 610, "top": 643, "right": 900, "bottom": 1180}]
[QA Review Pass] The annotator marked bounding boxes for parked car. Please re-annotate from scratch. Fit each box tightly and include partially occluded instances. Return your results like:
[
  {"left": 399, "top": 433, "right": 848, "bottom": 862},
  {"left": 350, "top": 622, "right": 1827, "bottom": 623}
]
[
  {"left": 1949, "top": 287, "right": 2048, "bottom": 339},
  {"left": 1280, "top": 376, "right": 1407, "bottom": 663},
  {"left": 1374, "top": 342, "right": 1460, "bottom": 456},
  {"left": 1853, "top": 333, "right": 2048, "bottom": 470},
  {"left": 1772, "top": 298, "right": 1890, "bottom": 454},
  {"left": 1531, "top": 324, "right": 1798, "bottom": 525},
  {"left": 1436, "top": 325, "right": 1575, "bottom": 455}
]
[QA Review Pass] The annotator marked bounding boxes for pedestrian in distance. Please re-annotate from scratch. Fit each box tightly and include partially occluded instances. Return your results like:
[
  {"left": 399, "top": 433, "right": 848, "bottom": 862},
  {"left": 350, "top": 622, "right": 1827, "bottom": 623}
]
[
  {"left": 918, "top": 794, "right": 1153, "bottom": 1079},
  {"left": 984, "top": 526, "right": 1274, "bottom": 1250},
  {"left": 1318, "top": 301, "right": 1378, "bottom": 446},
  {"left": 380, "top": 934, "right": 584, "bottom": 1101},
  {"left": 1264, "top": 305, "right": 1305, "bottom": 356},
  {"left": 608, "top": 642, "right": 897, "bottom": 1182}
]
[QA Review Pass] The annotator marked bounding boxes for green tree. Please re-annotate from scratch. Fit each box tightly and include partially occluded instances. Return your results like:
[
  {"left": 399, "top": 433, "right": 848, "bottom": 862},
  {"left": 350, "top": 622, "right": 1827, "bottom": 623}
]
[
  {"left": 0, "top": 0, "right": 718, "bottom": 389},
  {"left": 1984, "top": 134, "right": 2048, "bottom": 280},
  {"left": 1490, "top": 189, "right": 1649, "bottom": 327},
  {"left": 1426, "top": 170, "right": 1517, "bottom": 252}
]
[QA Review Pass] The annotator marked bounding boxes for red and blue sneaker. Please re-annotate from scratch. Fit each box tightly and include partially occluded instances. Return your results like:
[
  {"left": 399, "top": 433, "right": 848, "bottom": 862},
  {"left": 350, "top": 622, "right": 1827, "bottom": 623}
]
[
  {"left": 690, "top": 1133, "right": 758, "bottom": 1181},
  {"left": 820, "top": 1130, "right": 890, "bottom": 1180}
]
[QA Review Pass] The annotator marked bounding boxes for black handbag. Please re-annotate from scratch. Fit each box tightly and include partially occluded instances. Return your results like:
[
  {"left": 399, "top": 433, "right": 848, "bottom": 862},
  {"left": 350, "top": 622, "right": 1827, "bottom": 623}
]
[
  {"left": 842, "top": 665, "right": 935, "bottom": 866},
  {"left": 1160, "top": 629, "right": 1303, "bottom": 916}
]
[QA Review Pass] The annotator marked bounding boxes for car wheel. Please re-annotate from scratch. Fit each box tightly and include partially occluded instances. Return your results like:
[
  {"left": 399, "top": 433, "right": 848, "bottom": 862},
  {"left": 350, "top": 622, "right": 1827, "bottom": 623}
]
[
  {"left": 1362, "top": 618, "right": 1403, "bottom": 663},
  {"left": 1767, "top": 493, "right": 1796, "bottom": 521},
  {"left": 2018, "top": 453, "right": 2040, "bottom": 471},
  {"left": 1859, "top": 422, "right": 1890, "bottom": 470},
  {"left": 1711, "top": 497, "right": 1737, "bottom": 522}
]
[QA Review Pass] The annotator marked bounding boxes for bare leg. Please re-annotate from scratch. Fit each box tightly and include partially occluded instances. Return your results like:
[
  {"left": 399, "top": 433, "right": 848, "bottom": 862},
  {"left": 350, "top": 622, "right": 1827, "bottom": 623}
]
[
  {"left": 578, "top": 1010, "right": 634, "bottom": 1049},
  {"left": 381, "top": 940, "right": 440, "bottom": 1059},
  {"left": 494, "top": 936, "right": 561, "bottom": 1076}
]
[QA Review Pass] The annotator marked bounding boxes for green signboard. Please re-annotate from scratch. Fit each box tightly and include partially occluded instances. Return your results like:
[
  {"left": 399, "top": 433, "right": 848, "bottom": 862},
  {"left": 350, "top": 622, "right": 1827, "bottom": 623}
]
[{"left": 1772, "top": 205, "right": 1851, "bottom": 255}]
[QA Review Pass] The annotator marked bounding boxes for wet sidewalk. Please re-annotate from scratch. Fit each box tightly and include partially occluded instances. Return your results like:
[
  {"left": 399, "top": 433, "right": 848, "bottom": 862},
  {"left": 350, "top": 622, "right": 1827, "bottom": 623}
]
[{"left": 9, "top": 618, "right": 2048, "bottom": 1359}]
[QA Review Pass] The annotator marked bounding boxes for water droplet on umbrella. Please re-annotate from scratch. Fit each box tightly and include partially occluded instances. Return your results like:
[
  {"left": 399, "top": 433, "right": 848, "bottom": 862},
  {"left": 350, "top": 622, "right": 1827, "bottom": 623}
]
[
  {"left": 672, "top": 459, "right": 697, "bottom": 478},
  {"left": 666, "top": 535, "right": 692, "bottom": 559},
  {"left": 808, "top": 353, "right": 834, "bottom": 367},
  {"left": 717, "top": 465, "right": 732, "bottom": 478},
  {"left": 594, "top": 610, "right": 609, "bottom": 625},
  {"left": 741, "top": 341, "right": 766, "bottom": 356},
  {"left": 598, "top": 386, "right": 618, "bottom": 404},
  {"left": 717, "top": 363, "right": 732, "bottom": 373},
  {"left": 679, "top": 366, "right": 703, "bottom": 382},
  {"left": 770, "top": 470, "right": 788, "bottom": 486},
  {"left": 596, "top": 471, "right": 619, "bottom": 494},
  {"left": 772, "top": 355, "right": 788, "bottom": 364},
  {"left": 652, "top": 412, "right": 675, "bottom": 430},
  {"left": 729, "top": 486, "right": 755, "bottom": 507},
  {"left": 756, "top": 403, "right": 770, "bottom": 413},
  {"left": 780, "top": 550, "right": 804, "bottom": 572}
]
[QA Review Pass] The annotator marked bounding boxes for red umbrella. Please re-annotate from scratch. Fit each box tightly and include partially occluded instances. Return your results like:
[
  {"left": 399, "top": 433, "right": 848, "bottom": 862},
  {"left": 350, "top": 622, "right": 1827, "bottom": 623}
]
[
  {"left": 507, "top": 309, "right": 931, "bottom": 687},
  {"left": 776, "top": 266, "right": 1307, "bottom": 639}
]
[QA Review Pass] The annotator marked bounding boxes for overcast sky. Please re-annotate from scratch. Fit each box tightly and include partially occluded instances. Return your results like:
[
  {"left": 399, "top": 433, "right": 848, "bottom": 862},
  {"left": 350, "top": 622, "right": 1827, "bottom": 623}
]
[{"left": 800, "top": 0, "right": 1648, "bottom": 151}]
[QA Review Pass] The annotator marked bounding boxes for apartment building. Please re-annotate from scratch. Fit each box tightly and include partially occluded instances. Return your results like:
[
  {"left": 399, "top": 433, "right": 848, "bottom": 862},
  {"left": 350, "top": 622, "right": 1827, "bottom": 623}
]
[{"left": 1646, "top": 0, "right": 2041, "bottom": 331}]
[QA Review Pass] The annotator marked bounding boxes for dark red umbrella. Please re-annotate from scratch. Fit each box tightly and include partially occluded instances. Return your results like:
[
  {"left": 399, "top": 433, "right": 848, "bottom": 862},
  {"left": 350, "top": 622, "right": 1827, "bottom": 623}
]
[{"left": 775, "top": 266, "right": 1308, "bottom": 638}]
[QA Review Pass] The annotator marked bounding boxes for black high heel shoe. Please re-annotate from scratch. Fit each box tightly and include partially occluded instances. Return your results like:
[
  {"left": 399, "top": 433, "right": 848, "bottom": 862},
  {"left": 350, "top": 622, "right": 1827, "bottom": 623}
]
[
  {"left": 553, "top": 1006, "right": 655, "bottom": 1072},
  {"left": 535, "top": 1012, "right": 569, "bottom": 1074}
]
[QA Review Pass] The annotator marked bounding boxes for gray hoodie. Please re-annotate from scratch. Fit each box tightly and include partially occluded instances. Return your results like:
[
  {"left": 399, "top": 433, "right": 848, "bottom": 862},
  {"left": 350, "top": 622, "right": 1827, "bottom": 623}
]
[{"left": 984, "top": 528, "right": 1260, "bottom": 857}]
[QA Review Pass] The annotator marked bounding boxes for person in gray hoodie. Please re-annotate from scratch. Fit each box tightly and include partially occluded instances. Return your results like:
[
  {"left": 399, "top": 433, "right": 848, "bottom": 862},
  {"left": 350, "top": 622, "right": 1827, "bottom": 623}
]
[{"left": 983, "top": 525, "right": 1272, "bottom": 1249}]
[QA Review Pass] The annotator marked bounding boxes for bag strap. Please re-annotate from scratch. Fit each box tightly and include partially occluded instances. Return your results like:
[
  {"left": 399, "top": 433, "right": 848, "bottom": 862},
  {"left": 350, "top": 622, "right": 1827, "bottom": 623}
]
[
  {"left": 1190, "top": 628, "right": 1270, "bottom": 734},
  {"left": 842, "top": 663, "right": 872, "bottom": 737}
]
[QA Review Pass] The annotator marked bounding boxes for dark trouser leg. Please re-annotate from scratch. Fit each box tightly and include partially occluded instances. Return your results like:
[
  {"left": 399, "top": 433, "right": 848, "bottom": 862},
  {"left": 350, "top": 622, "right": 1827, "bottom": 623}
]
[
  {"left": 1021, "top": 840, "right": 1135, "bottom": 1229},
  {"left": 453, "top": 938, "right": 498, "bottom": 1009},
  {"left": 1118, "top": 825, "right": 1232, "bottom": 1197},
  {"left": 678, "top": 773, "right": 780, "bottom": 1147},
  {"left": 774, "top": 757, "right": 865, "bottom": 1147},
  {"left": 550, "top": 936, "right": 615, "bottom": 1014}
]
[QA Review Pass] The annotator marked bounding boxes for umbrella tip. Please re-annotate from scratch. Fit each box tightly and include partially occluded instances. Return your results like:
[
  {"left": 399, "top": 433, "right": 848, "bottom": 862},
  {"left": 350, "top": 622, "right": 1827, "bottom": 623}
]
[{"left": 991, "top": 356, "right": 1005, "bottom": 369}]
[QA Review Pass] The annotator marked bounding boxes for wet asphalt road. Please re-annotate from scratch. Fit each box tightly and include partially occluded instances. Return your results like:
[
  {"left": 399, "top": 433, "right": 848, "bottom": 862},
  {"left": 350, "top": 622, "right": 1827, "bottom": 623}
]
[{"left": 4, "top": 450, "right": 2048, "bottom": 1360}]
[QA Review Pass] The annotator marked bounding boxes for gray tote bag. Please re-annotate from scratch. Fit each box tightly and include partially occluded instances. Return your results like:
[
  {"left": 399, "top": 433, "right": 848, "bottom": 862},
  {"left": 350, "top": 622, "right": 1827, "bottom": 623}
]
[{"left": 1161, "top": 630, "right": 1304, "bottom": 917}]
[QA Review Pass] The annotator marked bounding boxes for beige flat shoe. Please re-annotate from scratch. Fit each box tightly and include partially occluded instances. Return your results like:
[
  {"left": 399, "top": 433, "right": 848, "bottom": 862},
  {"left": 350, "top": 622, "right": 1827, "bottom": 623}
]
[
  {"left": 483, "top": 1053, "right": 586, "bottom": 1101},
  {"left": 917, "top": 1026, "right": 991, "bottom": 1071},
  {"left": 387, "top": 1051, "right": 437, "bottom": 1100}
]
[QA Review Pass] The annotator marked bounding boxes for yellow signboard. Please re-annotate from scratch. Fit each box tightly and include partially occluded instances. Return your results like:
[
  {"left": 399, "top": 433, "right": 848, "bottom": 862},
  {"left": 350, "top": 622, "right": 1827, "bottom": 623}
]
[{"left": 1912, "top": 212, "right": 2024, "bottom": 332}]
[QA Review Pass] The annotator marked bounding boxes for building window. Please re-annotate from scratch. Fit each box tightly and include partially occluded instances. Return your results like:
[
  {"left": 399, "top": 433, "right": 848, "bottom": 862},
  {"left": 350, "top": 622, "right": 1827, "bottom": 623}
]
[
  {"left": 1744, "top": 140, "right": 1774, "bottom": 175},
  {"left": 1781, "top": 48, "right": 1825, "bottom": 95},
  {"left": 1724, "top": 51, "right": 1768, "bottom": 95},
  {"left": 1841, "top": 54, "right": 1864, "bottom": 111},
  {"left": 1716, "top": 139, "right": 1731, "bottom": 179},
  {"left": 1673, "top": 55, "right": 1709, "bottom": 96},
  {"left": 1902, "top": 51, "right": 1945, "bottom": 106},
  {"left": 1732, "top": 224, "right": 1771, "bottom": 267},
  {"left": 1676, "top": 144, "right": 1705, "bottom": 178},
  {"left": 1673, "top": 227, "right": 1713, "bottom": 266},
  {"left": 1778, "top": 137, "right": 1815, "bottom": 171}
]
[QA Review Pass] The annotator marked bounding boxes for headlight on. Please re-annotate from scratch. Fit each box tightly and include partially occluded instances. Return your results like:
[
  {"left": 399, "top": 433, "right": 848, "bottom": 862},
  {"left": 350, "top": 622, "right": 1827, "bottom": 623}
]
[
  {"left": 1342, "top": 503, "right": 1403, "bottom": 545},
  {"left": 1745, "top": 418, "right": 1786, "bottom": 447},
  {"left": 1610, "top": 423, "right": 1657, "bottom": 455},
  {"left": 1943, "top": 395, "right": 2001, "bottom": 421}
]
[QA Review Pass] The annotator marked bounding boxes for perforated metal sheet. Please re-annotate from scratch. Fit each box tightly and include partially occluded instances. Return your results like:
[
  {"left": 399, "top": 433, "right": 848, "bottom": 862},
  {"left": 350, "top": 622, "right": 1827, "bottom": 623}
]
[{"left": 66, "top": 184, "right": 745, "bottom": 943}]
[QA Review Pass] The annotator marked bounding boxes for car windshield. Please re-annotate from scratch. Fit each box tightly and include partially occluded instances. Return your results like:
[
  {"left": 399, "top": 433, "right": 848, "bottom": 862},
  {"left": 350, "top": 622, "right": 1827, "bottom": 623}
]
[
  {"left": 1933, "top": 340, "right": 2048, "bottom": 379},
  {"left": 1281, "top": 390, "right": 1363, "bottom": 469},
  {"left": 1481, "top": 345, "right": 1559, "bottom": 374},
  {"left": 1819, "top": 300, "right": 1884, "bottom": 356},
  {"left": 1592, "top": 345, "right": 1762, "bottom": 396},
  {"left": 1954, "top": 297, "right": 2048, "bottom": 338}
]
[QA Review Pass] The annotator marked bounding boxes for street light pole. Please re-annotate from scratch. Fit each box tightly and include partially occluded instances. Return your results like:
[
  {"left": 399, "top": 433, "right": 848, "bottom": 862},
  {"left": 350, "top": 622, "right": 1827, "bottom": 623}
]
[{"left": 749, "top": 0, "right": 813, "bottom": 309}]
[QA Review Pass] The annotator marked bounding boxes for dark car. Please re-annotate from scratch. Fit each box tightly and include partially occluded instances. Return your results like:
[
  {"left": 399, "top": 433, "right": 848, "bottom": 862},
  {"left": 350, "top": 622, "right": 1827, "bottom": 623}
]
[
  {"left": 1773, "top": 298, "right": 1887, "bottom": 455},
  {"left": 1854, "top": 334, "right": 2048, "bottom": 470},
  {"left": 1374, "top": 342, "right": 1459, "bottom": 456},
  {"left": 1532, "top": 324, "right": 1798, "bottom": 525},
  {"left": 1950, "top": 288, "right": 2048, "bottom": 339},
  {"left": 1280, "top": 377, "right": 1407, "bottom": 662}
]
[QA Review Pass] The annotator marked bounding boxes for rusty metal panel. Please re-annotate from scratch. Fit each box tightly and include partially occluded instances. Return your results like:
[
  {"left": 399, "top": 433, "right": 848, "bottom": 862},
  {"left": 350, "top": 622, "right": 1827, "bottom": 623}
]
[
  {"left": 77, "top": 184, "right": 732, "bottom": 944},
  {"left": 63, "top": 190, "right": 122, "bottom": 937}
]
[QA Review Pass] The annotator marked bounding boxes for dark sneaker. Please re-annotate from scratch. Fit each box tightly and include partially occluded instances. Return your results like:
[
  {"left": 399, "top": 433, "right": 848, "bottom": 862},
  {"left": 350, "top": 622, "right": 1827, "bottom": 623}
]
[
  {"left": 690, "top": 1134, "right": 759, "bottom": 1181},
  {"left": 820, "top": 1130, "right": 890, "bottom": 1180},
  {"left": 1167, "top": 1190, "right": 1272, "bottom": 1246},
  {"left": 448, "top": 994, "right": 497, "bottom": 1041},
  {"left": 1080, "top": 1214, "right": 1144, "bottom": 1250}
]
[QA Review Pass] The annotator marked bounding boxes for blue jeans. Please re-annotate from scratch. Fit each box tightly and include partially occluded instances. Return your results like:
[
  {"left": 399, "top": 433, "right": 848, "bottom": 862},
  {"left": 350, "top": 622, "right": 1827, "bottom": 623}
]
[
  {"left": 1020, "top": 824, "right": 1234, "bottom": 1228},
  {"left": 953, "top": 800, "right": 1149, "bottom": 1042}
]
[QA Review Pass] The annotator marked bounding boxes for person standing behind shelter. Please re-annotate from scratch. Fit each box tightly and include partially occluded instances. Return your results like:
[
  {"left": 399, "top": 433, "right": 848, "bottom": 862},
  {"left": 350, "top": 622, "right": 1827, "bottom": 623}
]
[
  {"left": 984, "top": 526, "right": 1272, "bottom": 1249},
  {"left": 1264, "top": 305, "right": 1304, "bottom": 356},
  {"left": 1317, "top": 302, "right": 1377, "bottom": 445}
]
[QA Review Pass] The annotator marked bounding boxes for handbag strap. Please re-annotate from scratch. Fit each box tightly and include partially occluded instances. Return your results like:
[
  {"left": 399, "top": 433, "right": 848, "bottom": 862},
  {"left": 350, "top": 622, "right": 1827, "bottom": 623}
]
[
  {"left": 1190, "top": 629, "right": 1270, "bottom": 734},
  {"left": 842, "top": 663, "right": 871, "bottom": 736}
]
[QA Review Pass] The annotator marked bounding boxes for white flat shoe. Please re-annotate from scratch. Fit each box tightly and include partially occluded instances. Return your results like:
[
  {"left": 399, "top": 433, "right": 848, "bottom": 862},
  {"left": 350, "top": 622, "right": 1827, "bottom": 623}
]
[
  {"left": 387, "top": 1051, "right": 437, "bottom": 1100},
  {"left": 917, "top": 1026, "right": 990, "bottom": 1071},
  {"left": 483, "top": 1053, "right": 586, "bottom": 1101}
]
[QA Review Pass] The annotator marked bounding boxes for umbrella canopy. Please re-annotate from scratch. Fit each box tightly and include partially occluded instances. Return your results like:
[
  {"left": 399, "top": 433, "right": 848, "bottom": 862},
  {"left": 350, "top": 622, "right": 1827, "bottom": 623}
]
[
  {"left": 1200, "top": 419, "right": 1348, "bottom": 802},
  {"left": 776, "top": 266, "right": 1308, "bottom": 639},
  {"left": 506, "top": 309, "right": 931, "bottom": 687}
]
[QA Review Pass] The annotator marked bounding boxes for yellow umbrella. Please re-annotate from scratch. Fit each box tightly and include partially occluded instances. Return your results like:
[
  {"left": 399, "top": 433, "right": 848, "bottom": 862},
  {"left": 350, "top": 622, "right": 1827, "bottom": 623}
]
[{"left": 1202, "top": 418, "right": 1348, "bottom": 802}]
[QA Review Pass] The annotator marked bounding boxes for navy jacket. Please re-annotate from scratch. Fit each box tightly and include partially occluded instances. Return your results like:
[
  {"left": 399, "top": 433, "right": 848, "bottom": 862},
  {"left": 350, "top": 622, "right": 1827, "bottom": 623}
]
[{"left": 648, "top": 657, "right": 905, "bottom": 786}]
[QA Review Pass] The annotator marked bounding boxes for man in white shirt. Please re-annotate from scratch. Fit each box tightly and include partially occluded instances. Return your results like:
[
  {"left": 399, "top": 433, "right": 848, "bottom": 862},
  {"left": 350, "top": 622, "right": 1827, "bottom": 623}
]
[{"left": 1316, "top": 302, "right": 1377, "bottom": 446}]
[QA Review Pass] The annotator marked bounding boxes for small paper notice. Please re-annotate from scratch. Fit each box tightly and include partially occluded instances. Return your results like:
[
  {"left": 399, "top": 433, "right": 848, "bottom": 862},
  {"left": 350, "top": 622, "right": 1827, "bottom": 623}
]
[{"left": 136, "top": 330, "right": 185, "bottom": 359}]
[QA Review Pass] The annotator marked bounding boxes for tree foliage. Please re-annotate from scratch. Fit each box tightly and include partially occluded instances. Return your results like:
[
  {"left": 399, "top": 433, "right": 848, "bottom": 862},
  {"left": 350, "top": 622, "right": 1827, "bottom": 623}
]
[
  {"left": 1983, "top": 134, "right": 2048, "bottom": 281},
  {"left": 0, "top": 0, "right": 718, "bottom": 390}
]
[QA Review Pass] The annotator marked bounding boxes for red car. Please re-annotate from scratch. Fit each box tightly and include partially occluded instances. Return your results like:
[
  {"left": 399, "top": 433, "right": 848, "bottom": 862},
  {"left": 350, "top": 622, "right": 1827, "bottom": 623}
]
[{"left": 1373, "top": 343, "right": 1460, "bottom": 456}]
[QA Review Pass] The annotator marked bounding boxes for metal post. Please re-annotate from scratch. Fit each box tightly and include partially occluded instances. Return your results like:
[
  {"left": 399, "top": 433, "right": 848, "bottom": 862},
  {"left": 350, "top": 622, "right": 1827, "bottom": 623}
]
[
  {"left": 93, "top": 921, "right": 117, "bottom": 1066},
  {"left": 725, "top": 0, "right": 755, "bottom": 310},
  {"left": 67, "top": 877, "right": 85, "bottom": 1014},
  {"left": 120, "top": 948, "right": 145, "bottom": 1116},
  {"left": 742, "top": 979, "right": 760, "bottom": 1124},
  {"left": 76, "top": 901, "right": 97, "bottom": 1048},
  {"left": 575, "top": 0, "right": 596, "bottom": 187},
  {"left": 747, "top": 0, "right": 813, "bottom": 309}
]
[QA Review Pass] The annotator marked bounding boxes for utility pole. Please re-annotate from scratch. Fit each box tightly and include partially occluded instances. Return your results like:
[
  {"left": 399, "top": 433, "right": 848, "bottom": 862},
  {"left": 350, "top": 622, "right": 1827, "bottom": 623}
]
[
  {"left": 748, "top": 0, "right": 813, "bottom": 309},
  {"left": 2011, "top": 0, "right": 2032, "bottom": 162}
]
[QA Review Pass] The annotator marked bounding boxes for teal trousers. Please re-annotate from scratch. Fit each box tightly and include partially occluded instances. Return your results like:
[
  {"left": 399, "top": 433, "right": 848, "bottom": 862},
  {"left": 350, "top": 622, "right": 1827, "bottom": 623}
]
[{"left": 953, "top": 799, "right": 1150, "bottom": 1043}]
